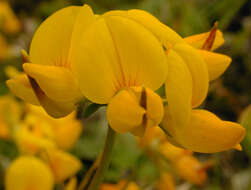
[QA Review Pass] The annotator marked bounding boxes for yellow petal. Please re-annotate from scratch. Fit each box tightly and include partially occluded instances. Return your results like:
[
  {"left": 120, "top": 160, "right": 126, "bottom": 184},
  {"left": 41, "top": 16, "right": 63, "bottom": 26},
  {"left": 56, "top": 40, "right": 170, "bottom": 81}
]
[
  {"left": 178, "top": 109, "right": 246, "bottom": 153},
  {"left": 125, "top": 182, "right": 141, "bottom": 190},
  {"left": 163, "top": 49, "right": 192, "bottom": 139},
  {"left": 107, "top": 86, "right": 163, "bottom": 136},
  {"left": 104, "top": 9, "right": 184, "bottom": 48},
  {"left": 65, "top": 177, "right": 78, "bottom": 190},
  {"left": 70, "top": 4, "right": 96, "bottom": 57},
  {"left": 105, "top": 15, "right": 167, "bottom": 90},
  {"left": 0, "top": 1, "right": 21, "bottom": 34},
  {"left": 41, "top": 148, "right": 82, "bottom": 183},
  {"left": 54, "top": 119, "right": 82, "bottom": 150},
  {"left": 107, "top": 89, "right": 146, "bottom": 133},
  {"left": 28, "top": 76, "right": 76, "bottom": 118},
  {"left": 29, "top": 6, "right": 81, "bottom": 67},
  {"left": 173, "top": 44, "right": 209, "bottom": 107},
  {"left": 5, "top": 156, "right": 54, "bottom": 190},
  {"left": 13, "top": 128, "right": 56, "bottom": 155},
  {"left": 23, "top": 63, "right": 82, "bottom": 102},
  {"left": 131, "top": 86, "right": 164, "bottom": 128},
  {"left": 173, "top": 155, "right": 207, "bottom": 185},
  {"left": 71, "top": 17, "right": 120, "bottom": 104},
  {"left": 233, "top": 144, "right": 242, "bottom": 151},
  {"left": 72, "top": 15, "right": 167, "bottom": 104},
  {"left": 6, "top": 74, "right": 40, "bottom": 105},
  {"left": 157, "top": 172, "right": 176, "bottom": 190},
  {"left": 21, "top": 49, "right": 31, "bottom": 63},
  {"left": 198, "top": 50, "right": 231, "bottom": 81},
  {"left": 184, "top": 29, "right": 224, "bottom": 50},
  {"left": 159, "top": 141, "right": 192, "bottom": 162},
  {"left": 139, "top": 126, "right": 166, "bottom": 148}
]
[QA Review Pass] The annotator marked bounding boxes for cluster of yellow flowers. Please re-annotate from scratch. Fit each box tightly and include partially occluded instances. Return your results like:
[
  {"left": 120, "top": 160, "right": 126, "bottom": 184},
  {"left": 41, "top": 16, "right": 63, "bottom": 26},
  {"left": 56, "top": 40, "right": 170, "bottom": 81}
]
[
  {"left": 3, "top": 3, "right": 246, "bottom": 190},
  {"left": 0, "top": 1, "right": 21, "bottom": 60},
  {"left": 140, "top": 126, "right": 214, "bottom": 188},
  {"left": 7, "top": 4, "right": 245, "bottom": 153},
  {"left": 0, "top": 95, "right": 83, "bottom": 190}
]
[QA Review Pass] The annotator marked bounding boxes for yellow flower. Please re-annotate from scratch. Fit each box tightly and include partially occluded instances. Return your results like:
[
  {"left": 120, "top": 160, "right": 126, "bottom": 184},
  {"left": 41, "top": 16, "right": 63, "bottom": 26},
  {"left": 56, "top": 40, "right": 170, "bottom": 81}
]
[
  {"left": 184, "top": 23, "right": 231, "bottom": 81},
  {"left": 0, "top": 1, "right": 21, "bottom": 34},
  {"left": 5, "top": 156, "right": 54, "bottom": 190},
  {"left": 6, "top": 5, "right": 93, "bottom": 118},
  {"left": 173, "top": 155, "right": 208, "bottom": 186},
  {"left": 41, "top": 148, "right": 82, "bottom": 183},
  {"left": 13, "top": 125, "right": 56, "bottom": 155},
  {"left": 140, "top": 126, "right": 209, "bottom": 185},
  {"left": 25, "top": 104, "right": 83, "bottom": 150},
  {"left": 71, "top": 8, "right": 187, "bottom": 135},
  {"left": 8, "top": 5, "right": 184, "bottom": 133},
  {"left": 161, "top": 25, "right": 245, "bottom": 153},
  {"left": 0, "top": 95, "right": 21, "bottom": 139},
  {"left": 13, "top": 104, "right": 82, "bottom": 154}
]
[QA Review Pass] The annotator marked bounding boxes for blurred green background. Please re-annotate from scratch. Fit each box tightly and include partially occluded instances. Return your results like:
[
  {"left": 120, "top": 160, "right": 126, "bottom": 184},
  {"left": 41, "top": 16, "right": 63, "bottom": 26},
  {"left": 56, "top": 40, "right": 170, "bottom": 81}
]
[{"left": 1, "top": 0, "right": 251, "bottom": 190}]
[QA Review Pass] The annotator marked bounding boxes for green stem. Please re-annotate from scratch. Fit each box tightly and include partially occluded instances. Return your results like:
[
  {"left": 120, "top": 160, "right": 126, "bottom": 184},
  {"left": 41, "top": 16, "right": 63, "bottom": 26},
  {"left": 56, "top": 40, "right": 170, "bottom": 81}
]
[{"left": 87, "top": 126, "right": 116, "bottom": 190}]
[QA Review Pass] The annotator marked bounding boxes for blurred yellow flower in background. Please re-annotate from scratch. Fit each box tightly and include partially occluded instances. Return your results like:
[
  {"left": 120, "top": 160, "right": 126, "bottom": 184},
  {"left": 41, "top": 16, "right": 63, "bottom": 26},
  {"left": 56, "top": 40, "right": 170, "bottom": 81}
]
[
  {"left": 0, "top": 96, "right": 83, "bottom": 189},
  {"left": 0, "top": 95, "right": 21, "bottom": 139},
  {"left": 41, "top": 148, "right": 82, "bottom": 183},
  {"left": 0, "top": 1, "right": 21, "bottom": 34},
  {"left": 5, "top": 156, "right": 54, "bottom": 190},
  {"left": 140, "top": 126, "right": 213, "bottom": 186},
  {"left": 100, "top": 180, "right": 140, "bottom": 190},
  {"left": 156, "top": 172, "right": 175, "bottom": 190}
]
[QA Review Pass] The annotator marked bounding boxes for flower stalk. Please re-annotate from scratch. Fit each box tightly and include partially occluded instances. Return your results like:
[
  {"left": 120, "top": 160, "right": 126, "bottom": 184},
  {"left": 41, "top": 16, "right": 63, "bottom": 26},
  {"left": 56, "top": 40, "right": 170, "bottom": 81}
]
[{"left": 87, "top": 126, "right": 116, "bottom": 190}]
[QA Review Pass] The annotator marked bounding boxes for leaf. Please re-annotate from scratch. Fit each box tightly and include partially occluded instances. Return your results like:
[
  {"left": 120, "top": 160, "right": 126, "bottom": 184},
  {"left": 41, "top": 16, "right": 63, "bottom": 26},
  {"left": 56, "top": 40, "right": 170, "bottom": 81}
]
[{"left": 82, "top": 103, "right": 105, "bottom": 119}]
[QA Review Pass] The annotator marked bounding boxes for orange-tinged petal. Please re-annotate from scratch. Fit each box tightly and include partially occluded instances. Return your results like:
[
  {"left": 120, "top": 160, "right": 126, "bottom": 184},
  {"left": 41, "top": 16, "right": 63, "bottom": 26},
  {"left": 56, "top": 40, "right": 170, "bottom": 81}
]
[
  {"left": 163, "top": 49, "right": 192, "bottom": 139},
  {"left": 41, "top": 148, "right": 82, "bottom": 183},
  {"left": 104, "top": 9, "right": 184, "bottom": 48},
  {"left": 157, "top": 172, "right": 175, "bottom": 190},
  {"left": 198, "top": 50, "right": 231, "bottom": 81},
  {"left": 184, "top": 29, "right": 224, "bottom": 50},
  {"left": 23, "top": 63, "right": 82, "bottom": 102},
  {"left": 29, "top": 6, "right": 81, "bottom": 67},
  {"left": 173, "top": 155, "right": 207, "bottom": 185},
  {"left": 6, "top": 74, "right": 40, "bottom": 105},
  {"left": 178, "top": 109, "right": 246, "bottom": 153},
  {"left": 107, "top": 89, "right": 146, "bottom": 133},
  {"left": 233, "top": 144, "right": 242, "bottom": 151},
  {"left": 5, "top": 156, "right": 54, "bottom": 190},
  {"left": 173, "top": 44, "right": 209, "bottom": 107}
]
